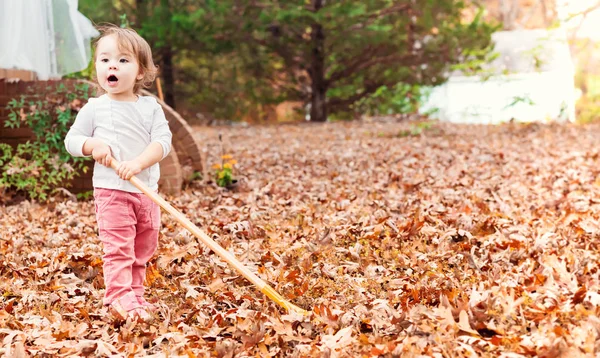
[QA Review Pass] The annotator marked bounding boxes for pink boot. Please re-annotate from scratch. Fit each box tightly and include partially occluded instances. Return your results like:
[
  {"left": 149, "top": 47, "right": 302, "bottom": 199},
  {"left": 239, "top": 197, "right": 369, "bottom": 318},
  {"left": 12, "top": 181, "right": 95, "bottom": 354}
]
[
  {"left": 109, "top": 292, "right": 153, "bottom": 323},
  {"left": 136, "top": 296, "right": 158, "bottom": 312}
]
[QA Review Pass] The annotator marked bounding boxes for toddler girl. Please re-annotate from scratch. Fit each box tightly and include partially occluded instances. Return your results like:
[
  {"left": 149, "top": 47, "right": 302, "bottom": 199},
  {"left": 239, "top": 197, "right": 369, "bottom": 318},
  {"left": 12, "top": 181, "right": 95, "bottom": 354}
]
[{"left": 65, "top": 25, "right": 172, "bottom": 321}]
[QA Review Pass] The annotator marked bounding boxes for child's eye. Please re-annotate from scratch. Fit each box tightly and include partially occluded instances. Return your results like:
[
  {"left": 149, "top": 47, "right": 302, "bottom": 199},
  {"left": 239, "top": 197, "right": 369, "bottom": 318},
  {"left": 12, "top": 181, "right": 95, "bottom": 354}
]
[
  {"left": 120, "top": 58, "right": 129, "bottom": 63},
  {"left": 101, "top": 59, "right": 108, "bottom": 63}
]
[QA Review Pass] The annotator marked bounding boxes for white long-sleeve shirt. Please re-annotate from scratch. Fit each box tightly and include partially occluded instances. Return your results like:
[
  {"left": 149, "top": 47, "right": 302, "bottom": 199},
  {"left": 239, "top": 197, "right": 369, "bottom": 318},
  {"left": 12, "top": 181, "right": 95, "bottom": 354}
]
[{"left": 64, "top": 94, "right": 172, "bottom": 193}]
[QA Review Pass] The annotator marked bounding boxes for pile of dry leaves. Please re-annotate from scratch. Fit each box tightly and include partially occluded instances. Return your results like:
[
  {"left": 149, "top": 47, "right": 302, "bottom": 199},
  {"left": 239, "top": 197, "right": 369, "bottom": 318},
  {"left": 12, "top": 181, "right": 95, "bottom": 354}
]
[{"left": 1, "top": 120, "right": 599, "bottom": 357}]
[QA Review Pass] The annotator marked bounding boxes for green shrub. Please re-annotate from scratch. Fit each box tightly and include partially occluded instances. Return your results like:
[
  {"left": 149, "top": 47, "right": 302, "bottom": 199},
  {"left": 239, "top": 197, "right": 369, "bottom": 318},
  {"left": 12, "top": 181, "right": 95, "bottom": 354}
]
[
  {"left": 1, "top": 83, "right": 92, "bottom": 201},
  {"left": 352, "top": 83, "right": 431, "bottom": 117}
]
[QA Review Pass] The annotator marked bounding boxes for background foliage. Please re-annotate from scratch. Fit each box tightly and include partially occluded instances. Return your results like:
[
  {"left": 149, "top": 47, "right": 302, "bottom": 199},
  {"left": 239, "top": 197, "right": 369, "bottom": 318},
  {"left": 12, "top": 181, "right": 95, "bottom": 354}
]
[
  {"left": 2, "top": 1, "right": 499, "bottom": 200},
  {"left": 1, "top": 84, "right": 92, "bottom": 201},
  {"left": 76, "top": 0, "right": 497, "bottom": 122}
]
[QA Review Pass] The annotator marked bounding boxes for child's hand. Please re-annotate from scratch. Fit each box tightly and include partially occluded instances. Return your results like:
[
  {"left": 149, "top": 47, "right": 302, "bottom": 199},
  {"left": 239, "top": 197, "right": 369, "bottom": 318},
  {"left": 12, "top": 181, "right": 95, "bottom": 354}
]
[
  {"left": 116, "top": 160, "right": 143, "bottom": 180},
  {"left": 92, "top": 144, "right": 113, "bottom": 167}
]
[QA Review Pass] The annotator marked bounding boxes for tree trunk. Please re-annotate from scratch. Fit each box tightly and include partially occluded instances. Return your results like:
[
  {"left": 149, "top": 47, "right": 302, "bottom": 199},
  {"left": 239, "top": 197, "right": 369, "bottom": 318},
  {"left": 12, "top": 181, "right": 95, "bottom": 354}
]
[
  {"left": 159, "top": 0, "right": 176, "bottom": 109},
  {"left": 136, "top": 0, "right": 147, "bottom": 25},
  {"left": 161, "top": 45, "right": 176, "bottom": 109},
  {"left": 309, "top": 0, "right": 327, "bottom": 122},
  {"left": 500, "top": 0, "right": 520, "bottom": 30},
  {"left": 539, "top": 0, "right": 550, "bottom": 27}
]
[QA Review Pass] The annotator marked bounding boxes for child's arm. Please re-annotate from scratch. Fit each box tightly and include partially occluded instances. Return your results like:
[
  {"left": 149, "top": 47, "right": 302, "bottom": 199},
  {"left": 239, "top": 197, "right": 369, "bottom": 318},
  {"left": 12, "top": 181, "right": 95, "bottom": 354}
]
[
  {"left": 65, "top": 102, "right": 94, "bottom": 157},
  {"left": 83, "top": 138, "right": 113, "bottom": 167},
  {"left": 65, "top": 101, "right": 113, "bottom": 167}
]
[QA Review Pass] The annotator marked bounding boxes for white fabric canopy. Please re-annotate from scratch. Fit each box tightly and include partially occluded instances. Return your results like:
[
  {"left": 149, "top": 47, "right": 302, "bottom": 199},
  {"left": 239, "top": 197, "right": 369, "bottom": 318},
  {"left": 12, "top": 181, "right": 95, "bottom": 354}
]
[{"left": 0, "top": 0, "right": 99, "bottom": 80}]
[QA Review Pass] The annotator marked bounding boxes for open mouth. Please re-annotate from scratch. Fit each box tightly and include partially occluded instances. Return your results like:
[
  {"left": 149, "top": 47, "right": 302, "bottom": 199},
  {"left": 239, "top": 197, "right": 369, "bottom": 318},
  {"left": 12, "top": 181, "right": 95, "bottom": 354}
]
[{"left": 107, "top": 75, "right": 119, "bottom": 85}]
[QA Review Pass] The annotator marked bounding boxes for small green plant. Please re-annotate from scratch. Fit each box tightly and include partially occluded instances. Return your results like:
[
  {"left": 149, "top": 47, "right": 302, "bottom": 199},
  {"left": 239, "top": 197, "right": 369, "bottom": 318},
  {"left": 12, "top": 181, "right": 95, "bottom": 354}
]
[
  {"left": 76, "top": 191, "right": 94, "bottom": 200},
  {"left": 190, "top": 170, "right": 203, "bottom": 181},
  {"left": 504, "top": 95, "right": 535, "bottom": 109},
  {"left": 450, "top": 46, "right": 500, "bottom": 81},
  {"left": 1, "top": 83, "right": 92, "bottom": 201},
  {"left": 398, "top": 121, "right": 434, "bottom": 137},
  {"left": 213, "top": 155, "right": 236, "bottom": 187},
  {"left": 213, "top": 133, "right": 239, "bottom": 188},
  {"left": 522, "top": 43, "right": 548, "bottom": 72}
]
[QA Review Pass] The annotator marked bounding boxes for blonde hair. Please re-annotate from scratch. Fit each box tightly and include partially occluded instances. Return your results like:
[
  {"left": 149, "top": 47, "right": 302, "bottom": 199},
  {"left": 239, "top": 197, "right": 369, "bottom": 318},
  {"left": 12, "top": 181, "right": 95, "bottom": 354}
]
[{"left": 93, "top": 24, "right": 157, "bottom": 94}]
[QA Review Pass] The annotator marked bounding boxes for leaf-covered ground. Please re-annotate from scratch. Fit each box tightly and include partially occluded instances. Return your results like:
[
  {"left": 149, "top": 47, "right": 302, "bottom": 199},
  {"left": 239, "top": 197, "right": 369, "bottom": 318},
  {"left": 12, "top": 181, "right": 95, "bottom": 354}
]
[{"left": 1, "top": 120, "right": 600, "bottom": 357}]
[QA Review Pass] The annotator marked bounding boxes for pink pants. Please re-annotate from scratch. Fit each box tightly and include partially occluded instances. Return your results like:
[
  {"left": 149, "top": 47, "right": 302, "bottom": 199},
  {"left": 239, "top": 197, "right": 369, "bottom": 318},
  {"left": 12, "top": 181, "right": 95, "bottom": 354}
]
[{"left": 94, "top": 188, "right": 160, "bottom": 306}]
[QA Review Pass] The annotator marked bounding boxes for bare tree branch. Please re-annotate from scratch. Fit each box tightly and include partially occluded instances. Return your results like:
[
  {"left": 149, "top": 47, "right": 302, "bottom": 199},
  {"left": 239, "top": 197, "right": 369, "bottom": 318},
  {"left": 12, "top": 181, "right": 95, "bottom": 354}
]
[
  {"left": 568, "top": 1, "right": 600, "bottom": 41},
  {"left": 566, "top": 1, "right": 600, "bottom": 20},
  {"left": 327, "top": 51, "right": 414, "bottom": 85},
  {"left": 539, "top": 0, "right": 550, "bottom": 27}
]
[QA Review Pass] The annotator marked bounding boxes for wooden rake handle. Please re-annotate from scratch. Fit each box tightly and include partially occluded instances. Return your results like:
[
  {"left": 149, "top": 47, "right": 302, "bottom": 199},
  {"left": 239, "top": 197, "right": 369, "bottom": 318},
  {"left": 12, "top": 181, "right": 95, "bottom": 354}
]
[{"left": 110, "top": 160, "right": 308, "bottom": 315}]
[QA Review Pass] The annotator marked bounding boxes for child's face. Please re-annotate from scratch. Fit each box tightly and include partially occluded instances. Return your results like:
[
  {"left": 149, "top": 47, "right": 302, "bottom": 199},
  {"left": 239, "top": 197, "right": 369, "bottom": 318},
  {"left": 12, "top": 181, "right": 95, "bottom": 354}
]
[{"left": 95, "top": 34, "right": 143, "bottom": 101}]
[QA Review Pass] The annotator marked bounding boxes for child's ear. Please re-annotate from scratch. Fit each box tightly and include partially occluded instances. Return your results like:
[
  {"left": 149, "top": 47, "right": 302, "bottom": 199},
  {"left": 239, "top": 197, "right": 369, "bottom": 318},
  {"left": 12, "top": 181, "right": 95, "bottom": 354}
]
[{"left": 137, "top": 73, "right": 144, "bottom": 80}]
